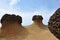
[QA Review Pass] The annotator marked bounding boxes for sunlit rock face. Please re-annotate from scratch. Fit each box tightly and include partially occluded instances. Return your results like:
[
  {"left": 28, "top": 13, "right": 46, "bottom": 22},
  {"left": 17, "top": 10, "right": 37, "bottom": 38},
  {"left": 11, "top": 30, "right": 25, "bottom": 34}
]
[
  {"left": 48, "top": 8, "right": 60, "bottom": 39},
  {"left": 25, "top": 15, "right": 57, "bottom": 40},
  {"left": 0, "top": 14, "right": 58, "bottom": 40},
  {"left": 0, "top": 14, "right": 28, "bottom": 40},
  {"left": 31, "top": 15, "right": 48, "bottom": 30}
]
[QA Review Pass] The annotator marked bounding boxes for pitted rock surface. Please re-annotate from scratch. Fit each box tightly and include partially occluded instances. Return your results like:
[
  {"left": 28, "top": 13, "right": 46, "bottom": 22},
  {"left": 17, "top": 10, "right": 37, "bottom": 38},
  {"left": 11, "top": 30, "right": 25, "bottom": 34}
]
[{"left": 48, "top": 8, "right": 60, "bottom": 39}]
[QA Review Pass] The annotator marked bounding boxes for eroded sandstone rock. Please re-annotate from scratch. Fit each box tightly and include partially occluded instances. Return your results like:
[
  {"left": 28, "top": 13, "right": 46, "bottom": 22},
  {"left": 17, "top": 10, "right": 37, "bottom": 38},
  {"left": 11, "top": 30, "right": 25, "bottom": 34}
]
[
  {"left": 25, "top": 15, "right": 57, "bottom": 40},
  {"left": 32, "top": 15, "right": 43, "bottom": 23},
  {"left": 48, "top": 8, "right": 60, "bottom": 39},
  {"left": 0, "top": 14, "right": 28, "bottom": 40}
]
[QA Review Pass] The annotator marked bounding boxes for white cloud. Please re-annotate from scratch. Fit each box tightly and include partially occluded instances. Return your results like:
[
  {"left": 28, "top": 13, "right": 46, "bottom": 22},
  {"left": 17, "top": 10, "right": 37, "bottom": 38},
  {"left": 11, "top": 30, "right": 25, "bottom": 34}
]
[
  {"left": 9, "top": 0, "right": 21, "bottom": 6},
  {"left": 0, "top": 8, "right": 55, "bottom": 27},
  {"left": 0, "top": 0, "right": 58, "bottom": 28}
]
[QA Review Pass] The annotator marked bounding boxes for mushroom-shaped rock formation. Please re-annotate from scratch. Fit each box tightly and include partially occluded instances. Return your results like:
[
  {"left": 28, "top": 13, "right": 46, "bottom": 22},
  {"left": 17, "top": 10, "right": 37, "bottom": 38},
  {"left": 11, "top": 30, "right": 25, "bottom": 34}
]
[
  {"left": 0, "top": 14, "right": 28, "bottom": 40},
  {"left": 25, "top": 15, "right": 57, "bottom": 40},
  {"left": 31, "top": 15, "right": 47, "bottom": 29},
  {"left": 32, "top": 15, "right": 43, "bottom": 23},
  {"left": 48, "top": 8, "right": 60, "bottom": 39}
]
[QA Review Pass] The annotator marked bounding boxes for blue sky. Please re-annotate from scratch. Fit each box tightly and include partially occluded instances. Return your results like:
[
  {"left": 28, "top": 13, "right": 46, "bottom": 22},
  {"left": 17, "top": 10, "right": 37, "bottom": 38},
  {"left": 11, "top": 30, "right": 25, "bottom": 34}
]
[{"left": 0, "top": 0, "right": 60, "bottom": 26}]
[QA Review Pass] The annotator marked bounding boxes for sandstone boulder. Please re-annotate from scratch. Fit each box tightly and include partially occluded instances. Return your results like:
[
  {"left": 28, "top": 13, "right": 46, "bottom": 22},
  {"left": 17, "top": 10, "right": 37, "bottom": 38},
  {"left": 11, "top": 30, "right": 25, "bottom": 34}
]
[{"left": 48, "top": 8, "right": 60, "bottom": 39}]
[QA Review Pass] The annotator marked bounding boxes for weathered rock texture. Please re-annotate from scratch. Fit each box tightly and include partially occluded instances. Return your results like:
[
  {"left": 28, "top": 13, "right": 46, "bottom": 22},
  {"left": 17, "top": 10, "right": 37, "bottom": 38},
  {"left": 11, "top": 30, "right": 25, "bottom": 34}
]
[
  {"left": 25, "top": 15, "right": 57, "bottom": 40},
  {"left": 0, "top": 14, "right": 28, "bottom": 40},
  {"left": 33, "top": 15, "right": 43, "bottom": 24},
  {"left": 0, "top": 14, "right": 58, "bottom": 40},
  {"left": 48, "top": 8, "right": 60, "bottom": 39},
  {"left": 1, "top": 14, "right": 22, "bottom": 25}
]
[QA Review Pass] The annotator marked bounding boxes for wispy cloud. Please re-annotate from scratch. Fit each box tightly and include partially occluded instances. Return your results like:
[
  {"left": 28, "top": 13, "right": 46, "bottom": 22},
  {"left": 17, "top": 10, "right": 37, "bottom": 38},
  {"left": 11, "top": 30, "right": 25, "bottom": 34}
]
[
  {"left": 0, "top": 10, "right": 50, "bottom": 28},
  {"left": 0, "top": 0, "right": 57, "bottom": 26},
  {"left": 0, "top": 8, "right": 55, "bottom": 26},
  {"left": 9, "top": 0, "right": 21, "bottom": 6}
]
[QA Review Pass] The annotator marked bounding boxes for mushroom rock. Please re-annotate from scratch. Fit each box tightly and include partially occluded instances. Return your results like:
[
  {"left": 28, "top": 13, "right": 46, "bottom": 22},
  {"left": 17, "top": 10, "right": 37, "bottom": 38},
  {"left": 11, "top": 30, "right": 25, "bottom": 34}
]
[
  {"left": 0, "top": 14, "right": 28, "bottom": 40},
  {"left": 32, "top": 15, "right": 44, "bottom": 26},
  {"left": 0, "top": 14, "right": 58, "bottom": 40},
  {"left": 25, "top": 15, "right": 57, "bottom": 40},
  {"left": 48, "top": 8, "right": 60, "bottom": 39},
  {"left": 27, "top": 15, "right": 48, "bottom": 30}
]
